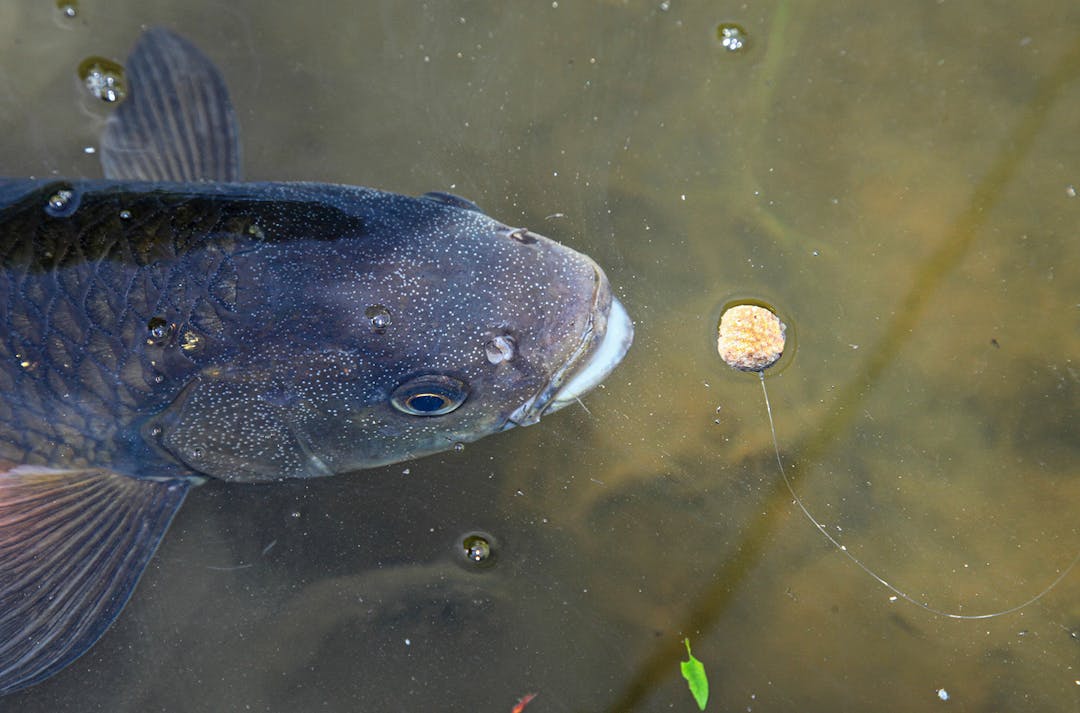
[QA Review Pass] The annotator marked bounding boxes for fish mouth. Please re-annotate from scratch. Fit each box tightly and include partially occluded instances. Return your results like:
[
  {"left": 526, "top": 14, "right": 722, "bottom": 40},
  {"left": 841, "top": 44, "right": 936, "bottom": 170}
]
[{"left": 505, "top": 287, "right": 633, "bottom": 429}]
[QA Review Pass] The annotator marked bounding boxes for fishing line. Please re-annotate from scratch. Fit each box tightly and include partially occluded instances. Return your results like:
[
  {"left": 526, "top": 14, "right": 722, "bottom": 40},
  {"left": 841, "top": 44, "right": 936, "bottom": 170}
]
[
  {"left": 717, "top": 301, "right": 1078, "bottom": 619},
  {"left": 756, "top": 363, "right": 1080, "bottom": 620}
]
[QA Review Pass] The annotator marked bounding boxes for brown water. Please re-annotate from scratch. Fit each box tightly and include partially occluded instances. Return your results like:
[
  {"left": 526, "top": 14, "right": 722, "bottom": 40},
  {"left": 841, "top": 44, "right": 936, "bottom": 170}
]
[{"left": 3, "top": 1, "right": 1079, "bottom": 711}]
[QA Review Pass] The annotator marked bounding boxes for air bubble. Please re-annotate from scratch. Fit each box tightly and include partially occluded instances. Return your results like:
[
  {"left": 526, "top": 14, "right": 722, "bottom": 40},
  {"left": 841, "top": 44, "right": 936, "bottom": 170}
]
[
  {"left": 364, "top": 304, "right": 392, "bottom": 333},
  {"left": 458, "top": 532, "right": 497, "bottom": 569},
  {"left": 484, "top": 334, "right": 516, "bottom": 364},
  {"left": 453, "top": 442, "right": 465, "bottom": 453},
  {"left": 44, "top": 186, "right": 80, "bottom": 218},
  {"left": 77, "top": 57, "right": 127, "bottom": 103},
  {"left": 464, "top": 535, "right": 490, "bottom": 562},
  {"left": 55, "top": 1, "right": 77, "bottom": 18},
  {"left": 146, "top": 316, "right": 175, "bottom": 346},
  {"left": 118, "top": 209, "right": 132, "bottom": 220},
  {"left": 716, "top": 23, "right": 749, "bottom": 53}
]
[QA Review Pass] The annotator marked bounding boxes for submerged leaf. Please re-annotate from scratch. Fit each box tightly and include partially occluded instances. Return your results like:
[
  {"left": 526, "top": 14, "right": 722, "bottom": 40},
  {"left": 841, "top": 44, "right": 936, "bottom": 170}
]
[{"left": 680, "top": 638, "right": 709, "bottom": 710}]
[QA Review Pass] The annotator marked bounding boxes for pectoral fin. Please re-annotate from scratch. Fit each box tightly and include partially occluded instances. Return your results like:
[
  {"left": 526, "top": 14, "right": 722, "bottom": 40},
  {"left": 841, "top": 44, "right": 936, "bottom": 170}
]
[
  {"left": 0, "top": 465, "right": 190, "bottom": 695},
  {"left": 101, "top": 27, "right": 241, "bottom": 182}
]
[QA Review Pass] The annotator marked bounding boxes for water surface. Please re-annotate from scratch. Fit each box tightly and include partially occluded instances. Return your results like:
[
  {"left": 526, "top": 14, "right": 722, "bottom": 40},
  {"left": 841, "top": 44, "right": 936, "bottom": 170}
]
[{"left": 3, "top": 1, "right": 1078, "bottom": 711}]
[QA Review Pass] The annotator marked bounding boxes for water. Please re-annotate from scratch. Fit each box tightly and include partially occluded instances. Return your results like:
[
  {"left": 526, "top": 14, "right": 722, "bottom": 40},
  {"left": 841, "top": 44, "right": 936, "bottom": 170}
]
[{"left": 3, "top": 1, "right": 1079, "bottom": 711}]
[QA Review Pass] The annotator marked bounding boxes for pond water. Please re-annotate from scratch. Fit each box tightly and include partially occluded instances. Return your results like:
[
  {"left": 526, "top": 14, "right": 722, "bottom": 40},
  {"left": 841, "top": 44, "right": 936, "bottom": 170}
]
[{"left": 3, "top": 1, "right": 1078, "bottom": 711}]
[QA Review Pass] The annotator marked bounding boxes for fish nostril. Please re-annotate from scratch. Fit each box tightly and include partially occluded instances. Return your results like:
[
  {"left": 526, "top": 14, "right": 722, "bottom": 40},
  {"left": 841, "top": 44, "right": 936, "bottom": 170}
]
[
  {"left": 484, "top": 334, "right": 516, "bottom": 364},
  {"left": 498, "top": 226, "right": 538, "bottom": 244}
]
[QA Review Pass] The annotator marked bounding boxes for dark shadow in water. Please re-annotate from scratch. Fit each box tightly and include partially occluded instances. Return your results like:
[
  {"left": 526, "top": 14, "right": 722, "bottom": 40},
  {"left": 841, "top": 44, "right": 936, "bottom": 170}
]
[{"left": 607, "top": 32, "right": 1080, "bottom": 713}]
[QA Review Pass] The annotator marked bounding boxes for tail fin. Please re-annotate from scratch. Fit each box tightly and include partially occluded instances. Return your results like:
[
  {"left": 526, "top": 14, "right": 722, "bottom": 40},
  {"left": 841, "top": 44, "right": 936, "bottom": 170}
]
[{"left": 0, "top": 465, "right": 189, "bottom": 695}]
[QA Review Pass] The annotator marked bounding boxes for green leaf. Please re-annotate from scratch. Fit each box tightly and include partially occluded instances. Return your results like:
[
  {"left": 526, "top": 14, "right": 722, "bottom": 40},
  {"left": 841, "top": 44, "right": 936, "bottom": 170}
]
[{"left": 680, "top": 638, "right": 709, "bottom": 710}]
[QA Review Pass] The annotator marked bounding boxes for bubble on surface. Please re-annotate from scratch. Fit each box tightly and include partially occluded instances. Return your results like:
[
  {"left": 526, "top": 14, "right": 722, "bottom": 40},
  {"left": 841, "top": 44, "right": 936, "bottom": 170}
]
[
  {"left": 364, "top": 304, "right": 392, "bottom": 334},
  {"left": 458, "top": 531, "right": 498, "bottom": 569},
  {"left": 55, "top": 1, "right": 77, "bottom": 18},
  {"left": 717, "top": 304, "right": 786, "bottom": 372},
  {"left": 77, "top": 57, "right": 127, "bottom": 103},
  {"left": 716, "top": 23, "right": 749, "bottom": 53},
  {"left": 463, "top": 535, "right": 490, "bottom": 562},
  {"left": 44, "top": 186, "right": 80, "bottom": 218},
  {"left": 146, "top": 317, "right": 175, "bottom": 346}
]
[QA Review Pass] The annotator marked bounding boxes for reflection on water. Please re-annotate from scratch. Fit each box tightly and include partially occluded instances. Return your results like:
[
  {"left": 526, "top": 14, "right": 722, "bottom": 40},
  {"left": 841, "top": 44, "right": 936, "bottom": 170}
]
[{"left": 4, "top": 1, "right": 1079, "bottom": 711}]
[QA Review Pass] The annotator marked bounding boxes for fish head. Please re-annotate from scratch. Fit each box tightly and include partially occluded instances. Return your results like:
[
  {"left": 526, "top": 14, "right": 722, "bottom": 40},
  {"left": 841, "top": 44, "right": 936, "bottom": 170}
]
[{"left": 155, "top": 189, "right": 633, "bottom": 481}]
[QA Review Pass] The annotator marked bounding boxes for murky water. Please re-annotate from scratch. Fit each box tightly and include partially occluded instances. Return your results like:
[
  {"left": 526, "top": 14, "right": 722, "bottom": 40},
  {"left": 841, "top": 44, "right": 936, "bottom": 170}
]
[{"left": 4, "top": 1, "right": 1079, "bottom": 711}]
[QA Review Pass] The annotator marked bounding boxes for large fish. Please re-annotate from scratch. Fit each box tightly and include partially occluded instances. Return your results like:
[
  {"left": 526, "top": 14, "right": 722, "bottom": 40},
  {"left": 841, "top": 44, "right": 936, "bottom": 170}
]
[{"left": 0, "top": 28, "right": 632, "bottom": 694}]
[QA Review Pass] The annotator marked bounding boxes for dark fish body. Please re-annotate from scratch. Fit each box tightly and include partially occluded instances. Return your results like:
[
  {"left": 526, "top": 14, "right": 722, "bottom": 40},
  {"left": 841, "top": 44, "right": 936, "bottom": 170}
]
[
  {"left": 0, "top": 179, "right": 614, "bottom": 482},
  {"left": 0, "top": 29, "right": 632, "bottom": 694}
]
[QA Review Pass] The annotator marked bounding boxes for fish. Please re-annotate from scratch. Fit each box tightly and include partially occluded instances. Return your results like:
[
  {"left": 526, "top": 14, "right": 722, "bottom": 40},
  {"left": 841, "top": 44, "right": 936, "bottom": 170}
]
[{"left": 0, "top": 28, "right": 632, "bottom": 694}]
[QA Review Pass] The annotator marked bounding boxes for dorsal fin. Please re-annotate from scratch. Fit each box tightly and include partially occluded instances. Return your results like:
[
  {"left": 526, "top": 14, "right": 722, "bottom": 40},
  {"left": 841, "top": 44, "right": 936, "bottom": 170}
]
[{"left": 101, "top": 27, "right": 241, "bottom": 182}]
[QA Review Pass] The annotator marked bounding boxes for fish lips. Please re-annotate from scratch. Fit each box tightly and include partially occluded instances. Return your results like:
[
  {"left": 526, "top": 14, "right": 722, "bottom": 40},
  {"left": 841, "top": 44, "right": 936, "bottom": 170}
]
[{"left": 504, "top": 268, "right": 633, "bottom": 429}]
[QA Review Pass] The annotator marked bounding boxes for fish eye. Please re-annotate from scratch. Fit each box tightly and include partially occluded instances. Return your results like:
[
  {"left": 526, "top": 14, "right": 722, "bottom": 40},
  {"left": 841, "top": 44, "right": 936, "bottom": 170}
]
[{"left": 391, "top": 374, "right": 470, "bottom": 416}]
